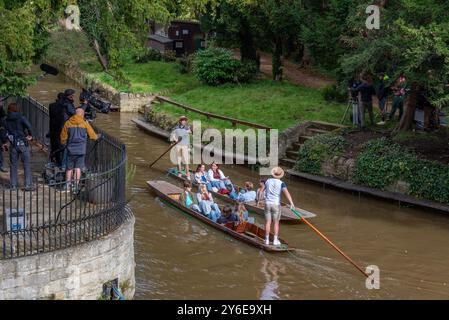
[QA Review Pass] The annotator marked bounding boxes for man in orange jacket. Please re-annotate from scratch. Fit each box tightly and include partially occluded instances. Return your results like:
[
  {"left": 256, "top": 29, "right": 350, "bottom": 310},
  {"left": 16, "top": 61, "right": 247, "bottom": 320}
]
[{"left": 60, "top": 108, "right": 97, "bottom": 189}]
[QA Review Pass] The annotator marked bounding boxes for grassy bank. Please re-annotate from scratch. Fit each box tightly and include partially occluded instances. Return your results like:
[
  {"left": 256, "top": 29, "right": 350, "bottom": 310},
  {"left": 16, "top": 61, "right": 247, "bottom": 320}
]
[{"left": 45, "top": 30, "right": 347, "bottom": 131}]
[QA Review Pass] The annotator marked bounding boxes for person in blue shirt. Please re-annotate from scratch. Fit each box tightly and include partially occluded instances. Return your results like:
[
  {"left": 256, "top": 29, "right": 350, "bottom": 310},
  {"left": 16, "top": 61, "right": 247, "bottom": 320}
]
[
  {"left": 196, "top": 183, "right": 221, "bottom": 222},
  {"left": 217, "top": 205, "right": 240, "bottom": 224},
  {"left": 179, "top": 181, "right": 201, "bottom": 213},
  {"left": 230, "top": 181, "right": 257, "bottom": 203}
]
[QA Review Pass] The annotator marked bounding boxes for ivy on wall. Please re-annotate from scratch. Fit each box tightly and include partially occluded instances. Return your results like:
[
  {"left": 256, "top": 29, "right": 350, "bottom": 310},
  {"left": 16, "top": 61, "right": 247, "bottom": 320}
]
[
  {"left": 295, "top": 133, "right": 348, "bottom": 175},
  {"left": 296, "top": 134, "right": 449, "bottom": 205}
]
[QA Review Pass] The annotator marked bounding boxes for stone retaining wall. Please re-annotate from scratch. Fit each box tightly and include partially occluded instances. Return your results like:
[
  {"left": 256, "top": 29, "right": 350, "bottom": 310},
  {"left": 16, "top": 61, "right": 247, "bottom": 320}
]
[
  {"left": 0, "top": 211, "right": 135, "bottom": 300},
  {"left": 46, "top": 60, "right": 154, "bottom": 112}
]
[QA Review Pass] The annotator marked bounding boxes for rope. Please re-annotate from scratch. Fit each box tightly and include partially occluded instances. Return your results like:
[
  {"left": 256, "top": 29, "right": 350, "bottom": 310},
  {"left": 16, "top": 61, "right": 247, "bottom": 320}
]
[{"left": 112, "top": 286, "right": 125, "bottom": 300}]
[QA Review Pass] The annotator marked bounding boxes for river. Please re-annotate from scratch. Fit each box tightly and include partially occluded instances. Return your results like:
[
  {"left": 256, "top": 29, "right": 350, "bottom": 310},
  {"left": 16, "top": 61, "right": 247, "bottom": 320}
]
[{"left": 27, "top": 71, "right": 449, "bottom": 299}]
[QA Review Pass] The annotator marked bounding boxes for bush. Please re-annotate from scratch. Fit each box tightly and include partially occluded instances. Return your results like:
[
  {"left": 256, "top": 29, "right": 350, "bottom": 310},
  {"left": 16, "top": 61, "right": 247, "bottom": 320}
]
[
  {"left": 177, "top": 54, "right": 194, "bottom": 74},
  {"left": 193, "top": 47, "right": 255, "bottom": 86},
  {"left": 354, "top": 138, "right": 449, "bottom": 204},
  {"left": 136, "top": 48, "right": 162, "bottom": 63},
  {"left": 295, "top": 133, "right": 348, "bottom": 175},
  {"left": 162, "top": 50, "right": 177, "bottom": 62},
  {"left": 322, "top": 84, "right": 347, "bottom": 103}
]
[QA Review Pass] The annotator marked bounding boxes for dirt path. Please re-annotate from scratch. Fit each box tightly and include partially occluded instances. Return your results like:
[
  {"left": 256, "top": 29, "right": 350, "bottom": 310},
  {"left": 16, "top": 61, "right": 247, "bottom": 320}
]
[{"left": 234, "top": 50, "right": 335, "bottom": 89}]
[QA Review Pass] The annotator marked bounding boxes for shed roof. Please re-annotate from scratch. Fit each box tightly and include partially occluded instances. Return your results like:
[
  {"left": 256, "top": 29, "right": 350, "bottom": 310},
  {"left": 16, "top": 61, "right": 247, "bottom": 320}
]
[{"left": 148, "top": 34, "right": 173, "bottom": 44}]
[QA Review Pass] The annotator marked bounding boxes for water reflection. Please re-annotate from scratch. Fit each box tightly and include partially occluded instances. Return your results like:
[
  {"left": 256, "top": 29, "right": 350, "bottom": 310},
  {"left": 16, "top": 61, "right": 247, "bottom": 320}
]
[{"left": 259, "top": 258, "right": 286, "bottom": 300}]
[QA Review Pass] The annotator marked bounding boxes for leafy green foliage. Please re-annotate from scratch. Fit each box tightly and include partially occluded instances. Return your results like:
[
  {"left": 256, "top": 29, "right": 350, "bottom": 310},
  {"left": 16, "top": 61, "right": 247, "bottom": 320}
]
[
  {"left": 176, "top": 54, "right": 194, "bottom": 74},
  {"left": 192, "top": 47, "right": 255, "bottom": 85},
  {"left": 0, "top": 0, "right": 65, "bottom": 95},
  {"left": 322, "top": 84, "right": 348, "bottom": 103},
  {"left": 295, "top": 133, "right": 348, "bottom": 174},
  {"left": 354, "top": 138, "right": 449, "bottom": 204}
]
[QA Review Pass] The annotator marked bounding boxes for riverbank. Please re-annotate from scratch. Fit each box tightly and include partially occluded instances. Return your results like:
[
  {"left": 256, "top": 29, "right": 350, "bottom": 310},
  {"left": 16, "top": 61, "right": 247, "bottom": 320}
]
[{"left": 293, "top": 128, "right": 449, "bottom": 209}]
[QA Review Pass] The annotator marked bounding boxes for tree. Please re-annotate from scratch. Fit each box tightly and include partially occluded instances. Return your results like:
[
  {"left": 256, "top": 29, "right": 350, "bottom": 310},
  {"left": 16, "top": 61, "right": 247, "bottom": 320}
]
[
  {"left": 340, "top": 0, "right": 449, "bottom": 131},
  {"left": 0, "top": 0, "right": 65, "bottom": 96}
]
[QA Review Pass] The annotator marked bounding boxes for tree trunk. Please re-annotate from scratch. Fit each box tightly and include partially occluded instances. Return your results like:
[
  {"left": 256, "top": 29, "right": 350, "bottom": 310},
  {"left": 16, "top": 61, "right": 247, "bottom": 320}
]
[
  {"left": 398, "top": 83, "right": 418, "bottom": 132},
  {"left": 239, "top": 17, "right": 258, "bottom": 69},
  {"left": 93, "top": 39, "right": 109, "bottom": 71},
  {"left": 272, "top": 37, "right": 283, "bottom": 81}
]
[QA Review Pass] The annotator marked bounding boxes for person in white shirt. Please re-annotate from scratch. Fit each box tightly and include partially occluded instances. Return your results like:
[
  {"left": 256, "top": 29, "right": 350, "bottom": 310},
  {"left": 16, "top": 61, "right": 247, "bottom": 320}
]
[
  {"left": 194, "top": 164, "right": 214, "bottom": 191},
  {"left": 170, "top": 116, "right": 191, "bottom": 180},
  {"left": 264, "top": 167, "right": 295, "bottom": 246},
  {"left": 207, "top": 162, "right": 233, "bottom": 195}
]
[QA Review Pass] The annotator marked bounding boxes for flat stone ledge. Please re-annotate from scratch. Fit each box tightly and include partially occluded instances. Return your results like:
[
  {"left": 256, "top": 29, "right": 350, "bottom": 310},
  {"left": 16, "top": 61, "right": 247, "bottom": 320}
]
[{"left": 286, "top": 169, "right": 449, "bottom": 215}]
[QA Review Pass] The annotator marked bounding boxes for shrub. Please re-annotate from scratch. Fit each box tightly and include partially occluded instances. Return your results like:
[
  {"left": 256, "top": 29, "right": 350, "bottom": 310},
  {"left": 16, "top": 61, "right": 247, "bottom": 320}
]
[
  {"left": 295, "top": 133, "right": 348, "bottom": 175},
  {"left": 322, "top": 84, "right": 347, "bottom": 103},
  {"left": 353, "top": 138, "right": 449, "bottom": 204},
  {"left": 162, "top": 50, "right": 177, "bottom": 62},
  {"left": 177, "top": 54, "right": 194, "bottom": 74},
  {"left": 193, "top": 47, "right": 255, "bottom": 86},
  {"left": 136, "top": 48, "right": 162, "bottom": 63}
]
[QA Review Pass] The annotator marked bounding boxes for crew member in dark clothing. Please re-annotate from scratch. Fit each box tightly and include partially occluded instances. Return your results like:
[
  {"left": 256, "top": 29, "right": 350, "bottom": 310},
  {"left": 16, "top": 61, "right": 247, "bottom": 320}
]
[
  {"left": 49, "top": 92, "right": 65, "bottom": 165},
  {"left": 0, "top": 105, "right": 7, "bottom": 172},
  {"left": 355, "top": 79, "right": 376, "bottom": 128},
  {"left": 417, "top": 88, "right": 436, "bottom": 131},
  {"left": 1, "top": 103, "right": 34, "bottom": 190},
  {"left": 79, "top": 92, "right": 96, "bottom": 122},
  {"left": 376, "top": 73, "right": 390, "bottom": 123},
  {"left": 61, "top": 89, "right": 76, "bottom": 122}
]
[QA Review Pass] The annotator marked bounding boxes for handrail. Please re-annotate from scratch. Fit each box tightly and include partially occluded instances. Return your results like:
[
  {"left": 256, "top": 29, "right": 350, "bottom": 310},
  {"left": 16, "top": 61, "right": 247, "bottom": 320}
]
[{"left": 155, "top": 95, "right": 271, "bottom": 130}]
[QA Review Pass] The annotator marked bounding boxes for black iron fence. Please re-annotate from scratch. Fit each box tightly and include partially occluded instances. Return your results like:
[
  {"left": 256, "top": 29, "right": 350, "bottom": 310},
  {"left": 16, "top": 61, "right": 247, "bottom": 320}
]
[{"left": 0, "top": 96, "right": 130, "bottom": 259}]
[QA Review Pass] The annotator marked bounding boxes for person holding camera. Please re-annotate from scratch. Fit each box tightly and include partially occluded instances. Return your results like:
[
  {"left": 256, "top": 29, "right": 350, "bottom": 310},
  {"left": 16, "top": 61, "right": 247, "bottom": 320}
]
[{"left": 1, "top": 103, "right": 34, "bottom": 190}]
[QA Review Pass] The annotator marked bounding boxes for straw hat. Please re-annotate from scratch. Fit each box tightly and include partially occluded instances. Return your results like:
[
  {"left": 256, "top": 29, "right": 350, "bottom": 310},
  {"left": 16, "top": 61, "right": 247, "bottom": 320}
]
[
  {"left": 271, "top": 167, "right": 285, "bottom": 179},
  {"left": 179, "top": 115, "right": 188, "bottom": 122}
]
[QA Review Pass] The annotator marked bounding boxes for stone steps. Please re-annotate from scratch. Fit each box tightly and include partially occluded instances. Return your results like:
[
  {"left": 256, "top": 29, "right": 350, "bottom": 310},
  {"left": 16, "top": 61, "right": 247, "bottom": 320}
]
[{"left": 280, "top": 121, "right": 348, "bottom": 170}]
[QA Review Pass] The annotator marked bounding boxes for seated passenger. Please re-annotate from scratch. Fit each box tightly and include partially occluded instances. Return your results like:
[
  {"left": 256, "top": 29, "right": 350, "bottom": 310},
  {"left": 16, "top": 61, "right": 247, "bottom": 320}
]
[
  {"left": 194, "top": 164, "right": 213, "bottom": 192},
  {"left": 196, "top": 184, "right": 221, "bottom": 222},
  {"left": 217, "top": 205, "right": 240, "bottom": 224},
  {"left": 207, "top": 162, "right": 234, "bottom": 195},
  {"left": 179, "top": 181, "right": 201, "bottom": 213},
  {"left": 236, "top": 182, "right": 257, "bottom": 203},
  {"left": 256, "top": 179, "right": 266, "bottom": 206},
  {"left": 235, "top": 203, "right": 249, "bottom": 222}
]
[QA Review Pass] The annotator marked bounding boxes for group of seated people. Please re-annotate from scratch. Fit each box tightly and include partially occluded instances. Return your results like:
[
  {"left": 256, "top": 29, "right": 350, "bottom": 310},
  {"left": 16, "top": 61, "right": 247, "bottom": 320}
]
[
  {"left": 192, "top": 163, "right": 266, "bottom": 206},
  {"left": 179, "top": 180, "right": 250, "bottom": 224},
  {"left": 194, "top": 162, "right": 234, "bottom": 195}
]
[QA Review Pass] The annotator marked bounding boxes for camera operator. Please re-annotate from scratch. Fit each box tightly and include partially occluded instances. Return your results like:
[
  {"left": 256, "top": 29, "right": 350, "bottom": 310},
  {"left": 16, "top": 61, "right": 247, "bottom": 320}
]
[{"left": 79, "top": 92, "right": 97, "bottom": 122}]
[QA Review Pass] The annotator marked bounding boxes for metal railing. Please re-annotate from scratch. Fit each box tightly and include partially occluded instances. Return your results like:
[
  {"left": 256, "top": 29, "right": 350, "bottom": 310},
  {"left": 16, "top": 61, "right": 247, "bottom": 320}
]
[{"left": 0, "top": 96, "right": 130, "bottom": 259}]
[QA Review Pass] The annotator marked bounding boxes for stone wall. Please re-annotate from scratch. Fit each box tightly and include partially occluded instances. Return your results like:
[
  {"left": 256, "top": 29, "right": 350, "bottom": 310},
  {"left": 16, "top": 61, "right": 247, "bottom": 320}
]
[
  {"left": 45, "top": 60, "right": 154, "bottom": 112},
  {"left": 0, "top": 210, "right": 135, "bottom": 300},
  {"left": 278, "top": 121, "right": 310, "bottom": 159}
]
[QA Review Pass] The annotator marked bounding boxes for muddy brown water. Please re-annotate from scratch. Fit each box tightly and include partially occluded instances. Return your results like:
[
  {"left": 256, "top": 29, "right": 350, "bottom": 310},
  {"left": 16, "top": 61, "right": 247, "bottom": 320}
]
[{"left": 26, "top": 71, "right": 449, "bottom": 299}]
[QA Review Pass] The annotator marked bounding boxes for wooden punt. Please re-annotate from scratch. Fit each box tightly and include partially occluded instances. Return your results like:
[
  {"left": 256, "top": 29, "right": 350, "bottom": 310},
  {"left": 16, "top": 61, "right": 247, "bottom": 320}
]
[
  {"left": 147, "top": 180, "right": 291, "bottom": 253},
  {"left": 167, "top": 168, "right": 316, "bottom": 224}
]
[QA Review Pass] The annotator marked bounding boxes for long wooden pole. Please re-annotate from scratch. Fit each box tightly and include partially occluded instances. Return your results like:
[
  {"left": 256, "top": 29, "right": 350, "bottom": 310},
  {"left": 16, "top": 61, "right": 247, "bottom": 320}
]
[
  {"left": 149, "top": 137, "right": 182, "bottom": 168},
  {"left": 291, "top": 208, "right": 369, "bottom": 278}
]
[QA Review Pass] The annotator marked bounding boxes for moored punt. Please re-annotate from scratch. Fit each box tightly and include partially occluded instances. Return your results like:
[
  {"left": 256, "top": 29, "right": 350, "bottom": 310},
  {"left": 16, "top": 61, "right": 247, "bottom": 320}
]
[
  {"left": 147, "top": 180, "right": 291, "bottom": 253},
  {"left": 167, "top": 168, "right": 317, "bottom": 224}
]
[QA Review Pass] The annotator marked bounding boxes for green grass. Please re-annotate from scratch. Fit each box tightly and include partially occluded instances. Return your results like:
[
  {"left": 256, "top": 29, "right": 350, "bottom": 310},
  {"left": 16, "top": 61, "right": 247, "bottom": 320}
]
[
  {"left": 86, "top": 61, "right": 348, "bottom": 130},
  {"left": 44, "top": 30, "right": 348, "bottom": 131},
  {"left": 87, "top": 61, "right": 200, "bottom": 94}
]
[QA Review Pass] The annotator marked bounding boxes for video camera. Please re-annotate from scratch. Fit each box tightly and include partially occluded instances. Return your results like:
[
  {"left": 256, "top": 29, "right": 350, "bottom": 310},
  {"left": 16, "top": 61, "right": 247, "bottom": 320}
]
[{"left": 80, "top": 88, "right": 111, "bottom": 114}]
